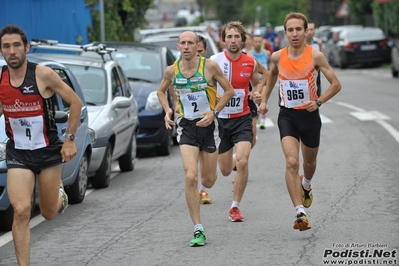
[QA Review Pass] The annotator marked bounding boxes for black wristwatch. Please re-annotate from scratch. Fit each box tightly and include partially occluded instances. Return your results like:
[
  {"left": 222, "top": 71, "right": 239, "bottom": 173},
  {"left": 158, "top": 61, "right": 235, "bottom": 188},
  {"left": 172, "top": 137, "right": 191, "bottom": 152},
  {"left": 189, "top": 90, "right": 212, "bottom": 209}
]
[
  {"left": 65, "top": 134, "right": 76, "bottom": 141},
  {"left": 213, "top": 110, "right": 219, "bottom": 117},
  {"left": 315, "top": 100, "right": 322, "bottom": 107}
]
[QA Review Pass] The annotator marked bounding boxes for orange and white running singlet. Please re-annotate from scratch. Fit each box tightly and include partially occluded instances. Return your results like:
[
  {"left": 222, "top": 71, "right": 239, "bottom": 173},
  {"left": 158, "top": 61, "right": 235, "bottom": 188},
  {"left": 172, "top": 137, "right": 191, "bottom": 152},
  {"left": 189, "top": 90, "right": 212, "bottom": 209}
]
[
  {"left": 278, "top": 45, "right": 319, "bottom": 110},
  {"left": 210, "top": 51, "right": 255, "bottom": 119}
]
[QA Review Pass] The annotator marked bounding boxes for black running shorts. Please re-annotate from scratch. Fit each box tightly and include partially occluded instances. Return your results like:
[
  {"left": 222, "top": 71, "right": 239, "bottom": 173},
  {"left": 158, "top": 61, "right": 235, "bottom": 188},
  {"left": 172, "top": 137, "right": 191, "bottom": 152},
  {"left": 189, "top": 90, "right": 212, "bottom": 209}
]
[
  {"left": 218, "top": 113, "right": 253, "bottom": 154},
  {"left": 6, "top": 140, "right": 63, "bottom": 174},
  {"left": 176, "top": 117, "right": 222, "bottom": 153},
  {"left": 277, "top": 107, "right": 322, "bottom": 148}
]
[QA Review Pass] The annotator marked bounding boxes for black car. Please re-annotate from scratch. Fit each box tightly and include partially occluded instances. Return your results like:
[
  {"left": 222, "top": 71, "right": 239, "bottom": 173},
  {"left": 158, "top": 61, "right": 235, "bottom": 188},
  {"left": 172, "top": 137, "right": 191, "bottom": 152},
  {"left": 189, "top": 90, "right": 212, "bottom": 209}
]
[
  {"left": 83, "top": 42, "right": 177, "bottom": 156},
  {"left": 331, "top": 27, "right": 391, "bottom": 69}
]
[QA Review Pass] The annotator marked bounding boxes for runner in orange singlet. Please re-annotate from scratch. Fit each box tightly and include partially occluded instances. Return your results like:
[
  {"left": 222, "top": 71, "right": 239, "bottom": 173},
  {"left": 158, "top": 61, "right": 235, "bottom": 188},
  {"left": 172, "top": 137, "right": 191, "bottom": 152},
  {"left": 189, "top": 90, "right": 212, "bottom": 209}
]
[{"left": 258, "top": 13, "right": 341, "bottom": 231}]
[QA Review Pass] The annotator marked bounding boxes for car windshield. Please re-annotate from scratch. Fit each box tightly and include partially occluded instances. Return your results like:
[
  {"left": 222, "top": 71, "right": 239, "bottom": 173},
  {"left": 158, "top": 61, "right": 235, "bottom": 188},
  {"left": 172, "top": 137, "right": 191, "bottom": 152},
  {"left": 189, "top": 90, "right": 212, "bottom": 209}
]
[
  {"left": 113, "top": 50, "right": 163, "bottom": 82},
  {"left": 144, "top": 39, "right": 181, "bottom": 59},
  {"left": 347, "top": 29, "right": 385, "bottom": 42},
  {"left": 64, "top": 65, "right": 107, "bottom": 105}
]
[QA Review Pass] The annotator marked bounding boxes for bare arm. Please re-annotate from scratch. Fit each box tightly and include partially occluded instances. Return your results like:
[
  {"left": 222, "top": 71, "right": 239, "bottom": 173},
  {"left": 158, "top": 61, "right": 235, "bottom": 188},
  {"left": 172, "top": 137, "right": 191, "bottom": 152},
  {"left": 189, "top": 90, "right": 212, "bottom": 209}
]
[
  {"left": 37, "top": 65, "right": 82, "bottom": 162},
  {"left": 317, "top": 38, "right": 323, "bottom": 53},
  {"left": 156, "top": 65, "right": 175, "bottom": 129},
  {"left": 313, "top": 50, "right": 341, "bottom": 103},
  {"left": 303, "top": 50, "right": 341, "bottom": 112},
  {"left": 259, "top": 51, "right": 280, "bottom": 114}
]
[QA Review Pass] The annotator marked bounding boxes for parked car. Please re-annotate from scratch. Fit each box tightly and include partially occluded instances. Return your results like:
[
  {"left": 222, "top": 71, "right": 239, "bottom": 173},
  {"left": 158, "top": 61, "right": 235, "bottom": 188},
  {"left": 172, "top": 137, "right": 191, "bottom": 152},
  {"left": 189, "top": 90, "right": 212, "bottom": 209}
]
[
  {"left": 391, "top": 37, "right": 399, "bottom": 78},
  {"left": 139, "top": 26, "right": 218, "bottom": 59},
  {"left": 330, "top": 27, "right": 391, "bottom": 69},
  {"left": 0, "top": 56, "right": 92, "bottom": 231},
  {"left": 30, "top": 41, "right": 139, "bottom": 189},
  {"left": 82, "top": 42, "right": 177, "bottom": 156},
  {"left": 322, "top": 25, "right": 363, "bottom": 64}
]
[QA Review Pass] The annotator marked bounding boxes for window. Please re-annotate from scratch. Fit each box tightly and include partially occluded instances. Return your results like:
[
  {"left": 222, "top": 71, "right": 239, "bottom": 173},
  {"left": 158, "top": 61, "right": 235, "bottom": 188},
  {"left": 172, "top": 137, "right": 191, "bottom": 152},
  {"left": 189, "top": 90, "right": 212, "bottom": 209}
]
[
  {"left": 111, "top": 68, "right": 123, "bottom": 99},
  {"left": 53, "top": 68, "right": 73, "bottom": 111}
]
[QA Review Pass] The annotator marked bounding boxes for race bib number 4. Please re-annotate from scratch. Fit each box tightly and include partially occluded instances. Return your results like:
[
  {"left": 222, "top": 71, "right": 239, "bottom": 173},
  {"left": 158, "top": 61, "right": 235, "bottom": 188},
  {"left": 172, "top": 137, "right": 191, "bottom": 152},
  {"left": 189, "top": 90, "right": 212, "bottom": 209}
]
[
  {"left": 281, "top": 80, "right": 310, "bottom": 108},
  {"left": 179, "top": 90, "right": 210, "bottom": 119},
  {"left": 9, "top": 115, "right": 46, "bottom": 150}
]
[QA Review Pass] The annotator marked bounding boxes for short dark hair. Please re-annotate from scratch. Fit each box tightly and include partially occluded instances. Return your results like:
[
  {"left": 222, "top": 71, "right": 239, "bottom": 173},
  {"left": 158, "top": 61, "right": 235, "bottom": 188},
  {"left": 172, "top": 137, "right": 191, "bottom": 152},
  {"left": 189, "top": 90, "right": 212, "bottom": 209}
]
[
  {"left": 198, "top": 35, "right": 207, "bottom": 49},
  {"left": 0, "top": 25, "right": 28, "bottom": 47},
  {"left": 284, "top": 12, "right": 308, "bottom": 31}
]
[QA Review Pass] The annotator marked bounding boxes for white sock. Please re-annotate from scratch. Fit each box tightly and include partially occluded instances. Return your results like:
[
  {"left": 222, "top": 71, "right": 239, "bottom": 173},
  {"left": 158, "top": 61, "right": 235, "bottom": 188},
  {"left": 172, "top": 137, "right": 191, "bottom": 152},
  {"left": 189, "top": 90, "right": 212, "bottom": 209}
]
[
  {"left": 295, "top": 205, "right": 305, "bottom": 215},
  {"left": 302, "top": 176, "right": 311, "bottom": 189},
  {"left": 194, "top": 224, "right": 203, "bottom": 232},
  {"left": 231, "top": 201, "right": 240, "bottom": 209},
  {"left": 198, "top": 183, "right": 207, "bottom": 192}
]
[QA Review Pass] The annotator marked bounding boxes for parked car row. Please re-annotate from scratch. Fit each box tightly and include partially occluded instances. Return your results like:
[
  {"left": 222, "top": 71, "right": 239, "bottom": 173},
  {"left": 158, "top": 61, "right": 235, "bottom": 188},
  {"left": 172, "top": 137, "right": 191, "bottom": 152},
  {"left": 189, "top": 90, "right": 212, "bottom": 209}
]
[
  {"left": 80, "top": 42, "right": 178, "bottom": 156},
  {"left": 319, "top": 26, "right": 391, "bottom": 69}
]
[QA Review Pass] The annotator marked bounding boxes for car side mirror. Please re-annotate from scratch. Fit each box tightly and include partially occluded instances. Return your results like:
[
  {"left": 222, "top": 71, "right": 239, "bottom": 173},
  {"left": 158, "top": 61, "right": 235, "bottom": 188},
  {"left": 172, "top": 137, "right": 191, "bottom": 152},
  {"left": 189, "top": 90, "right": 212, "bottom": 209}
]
[
  {"left": 55, "top": 111, "right": 69, "bottom": 123},
  {"left": 112, "top": 96, "right": 131, "bottom": 109}
]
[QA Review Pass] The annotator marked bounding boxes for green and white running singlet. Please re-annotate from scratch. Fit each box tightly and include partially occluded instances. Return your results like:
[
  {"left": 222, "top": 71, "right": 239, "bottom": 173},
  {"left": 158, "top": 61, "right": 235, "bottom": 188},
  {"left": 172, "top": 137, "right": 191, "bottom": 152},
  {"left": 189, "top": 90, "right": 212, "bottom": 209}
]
[{"left": 173, "top": 56, "right": 217, "bottom": 120}]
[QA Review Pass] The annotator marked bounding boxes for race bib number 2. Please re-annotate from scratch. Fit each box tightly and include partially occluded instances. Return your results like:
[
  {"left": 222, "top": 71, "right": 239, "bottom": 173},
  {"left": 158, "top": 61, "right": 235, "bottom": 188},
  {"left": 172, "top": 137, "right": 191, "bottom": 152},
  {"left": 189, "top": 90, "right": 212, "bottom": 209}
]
[
  {"left": 179, "top": 90, "right": 210, "bottom": 119},
  {"left": 9, "top": 115, "right": 46, "bottom": 150}
]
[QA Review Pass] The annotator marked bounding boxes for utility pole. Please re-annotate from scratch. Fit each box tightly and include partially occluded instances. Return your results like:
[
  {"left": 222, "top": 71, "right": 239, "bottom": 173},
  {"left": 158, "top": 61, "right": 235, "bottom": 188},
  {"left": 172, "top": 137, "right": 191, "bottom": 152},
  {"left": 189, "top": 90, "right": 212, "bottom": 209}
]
[{"left": 100, "top": 0, "right": 105, "bottom": 42}]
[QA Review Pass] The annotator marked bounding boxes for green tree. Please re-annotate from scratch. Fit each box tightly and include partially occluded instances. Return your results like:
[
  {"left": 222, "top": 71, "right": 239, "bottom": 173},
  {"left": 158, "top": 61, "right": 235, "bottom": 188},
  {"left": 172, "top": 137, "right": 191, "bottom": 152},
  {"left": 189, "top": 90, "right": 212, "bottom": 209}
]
[
  {"left": 85, "top": 0, "right": 152, "bottom": 42},
  {"left": 347, "top": 0, "right": 373, "bottom": 25},
  {"left": 372, "top": 0, "right": 399, "bottom": 37}
]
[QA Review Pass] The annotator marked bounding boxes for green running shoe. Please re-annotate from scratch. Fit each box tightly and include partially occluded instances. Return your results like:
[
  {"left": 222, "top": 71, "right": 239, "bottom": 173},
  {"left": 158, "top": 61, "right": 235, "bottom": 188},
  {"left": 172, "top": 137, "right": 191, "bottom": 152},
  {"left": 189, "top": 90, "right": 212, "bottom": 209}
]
[{"left": 190, "top": 229, "right": 206, "bottom": 247}]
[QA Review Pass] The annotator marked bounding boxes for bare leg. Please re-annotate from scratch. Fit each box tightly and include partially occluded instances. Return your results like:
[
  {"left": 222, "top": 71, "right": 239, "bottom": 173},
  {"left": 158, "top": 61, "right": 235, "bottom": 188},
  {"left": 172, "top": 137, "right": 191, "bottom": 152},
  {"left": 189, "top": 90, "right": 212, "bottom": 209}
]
[
  {"left": 232, "top": 141, "right": 252, "bottom": 202},
  {"left": 37, "top": 165, "right": 62, "bottom": 220},
  {"left": 180, "top": 145, "right": 201, "bottom": 225},
  {"left": 8, "top": 169, "right": 35, "bottom": 266},
  {"left": 281, "top": 136, "right": 302, "bottom": 207},
  {"left": 301, "top": 142, "right": 319, "bottom": 181}
]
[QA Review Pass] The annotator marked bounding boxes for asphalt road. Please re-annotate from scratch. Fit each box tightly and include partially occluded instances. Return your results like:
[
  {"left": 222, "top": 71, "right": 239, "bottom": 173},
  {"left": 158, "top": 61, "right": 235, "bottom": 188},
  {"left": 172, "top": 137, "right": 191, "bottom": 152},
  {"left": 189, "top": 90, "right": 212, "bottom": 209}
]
[{"left": 0, "top": 67, "right": 398, "bottom": 266}]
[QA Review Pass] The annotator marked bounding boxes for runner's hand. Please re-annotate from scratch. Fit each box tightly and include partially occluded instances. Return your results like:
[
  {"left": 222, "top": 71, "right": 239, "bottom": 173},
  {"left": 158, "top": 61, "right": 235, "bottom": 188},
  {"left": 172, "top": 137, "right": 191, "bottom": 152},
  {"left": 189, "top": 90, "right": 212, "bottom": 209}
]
[
  {"left": 258, "top": 102, "right": 268, "bottom": 115},
  {"left": 164, "top": 108, "right": 175, "bottom": 129},
  {"left": 196, "top": 111, "right": 214, "bottom": 127},
  {"left": 252, "top": 91, "right": 261, "bottom": 105},
  {"left": 61, "top": 141, "right": 77, "bottom": 162}
]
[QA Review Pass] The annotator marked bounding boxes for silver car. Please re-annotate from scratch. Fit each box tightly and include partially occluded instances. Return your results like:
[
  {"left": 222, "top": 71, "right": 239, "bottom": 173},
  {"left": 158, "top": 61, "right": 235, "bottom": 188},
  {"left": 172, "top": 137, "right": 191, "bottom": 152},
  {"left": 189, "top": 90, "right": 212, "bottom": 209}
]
[
  {"left": 139, "top": 26, "right": 219, "bottom": 59},
  {"left": 30, "top": 46, "right": 139, "bottom": 189}
]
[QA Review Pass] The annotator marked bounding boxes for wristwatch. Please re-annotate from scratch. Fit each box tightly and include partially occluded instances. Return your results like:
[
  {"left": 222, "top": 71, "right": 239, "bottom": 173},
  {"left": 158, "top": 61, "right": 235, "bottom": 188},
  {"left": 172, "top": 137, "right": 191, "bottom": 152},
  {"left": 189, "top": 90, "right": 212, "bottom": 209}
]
[
  {"left": 213, "top": 110, "right": 219, "bottom": 117},
  {"left": 65, "top": 134, "right": 76, "bottom": 141},
  {"left": 315, "top": 100, "right": 323, "bottom": 107}
]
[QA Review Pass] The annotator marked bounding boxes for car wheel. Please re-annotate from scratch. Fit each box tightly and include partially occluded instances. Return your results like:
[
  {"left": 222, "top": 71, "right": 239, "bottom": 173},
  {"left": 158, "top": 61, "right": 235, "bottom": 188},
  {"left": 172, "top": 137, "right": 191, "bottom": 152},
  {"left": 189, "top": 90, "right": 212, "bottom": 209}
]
[
  {"left": 65, "top": 153, "right": 88, "bottom": 204},
  {"left": 118, "top": 131, "right": 137, "bottom": 172},
  {"left": 392, "top": 65, "right": 399, "bottom": 77},
  {"left": 155, "top": 130, "right": 171, "bottom": 156},
  {"left": 0, "top": 184, "right": 36, "bottom": 231},
  {"left": 92, "top": 143, "right": 112, "bottom": 188}
]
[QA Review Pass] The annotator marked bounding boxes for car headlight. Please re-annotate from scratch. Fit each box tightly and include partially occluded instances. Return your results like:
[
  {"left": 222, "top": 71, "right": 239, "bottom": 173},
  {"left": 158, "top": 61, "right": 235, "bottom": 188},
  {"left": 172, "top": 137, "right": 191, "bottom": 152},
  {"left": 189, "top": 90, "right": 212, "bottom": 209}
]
[
  {"left": 0, "top": 143, "right": 6, "bottom": 161},
  {"left": 145, "top": 91, "right": 162, "bottom": 110},
  {"left": 89, "top": 128, "right": 96, "bottom": 142}
]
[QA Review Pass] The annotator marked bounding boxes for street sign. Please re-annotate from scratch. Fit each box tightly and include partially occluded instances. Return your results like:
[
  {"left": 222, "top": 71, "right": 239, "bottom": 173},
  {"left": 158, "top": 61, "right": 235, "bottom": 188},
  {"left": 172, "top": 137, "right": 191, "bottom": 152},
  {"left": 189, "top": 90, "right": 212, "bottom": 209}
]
[{"left": 336, "top": 0, "right": 349, "bottom": 18}]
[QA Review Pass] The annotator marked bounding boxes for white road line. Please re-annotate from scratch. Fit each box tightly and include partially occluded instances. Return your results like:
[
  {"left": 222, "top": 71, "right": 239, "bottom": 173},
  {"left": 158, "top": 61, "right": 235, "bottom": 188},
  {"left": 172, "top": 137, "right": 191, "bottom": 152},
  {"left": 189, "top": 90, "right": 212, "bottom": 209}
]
[
  {"left": 320, "top": 114, "right": 332, "bottom": 124},
  {"left": 0, "top": 167, "right": 117, "bottom": 248},
  {"left": 333, "top": 101, "right": 399, "bottom": 145},
  {"left": 265, "top": 117, "right": 274, "bottom": 127},
  {"left": 334, "top": 101, "right": 365, "bottom": 112},
  {"left": 376, "top": 119, "right": 399, "bottom": 143}
]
